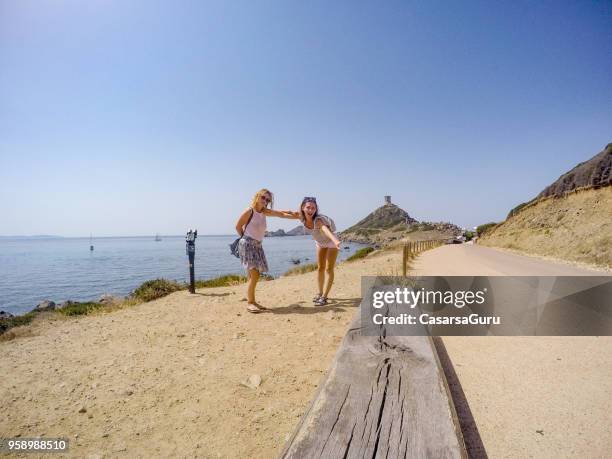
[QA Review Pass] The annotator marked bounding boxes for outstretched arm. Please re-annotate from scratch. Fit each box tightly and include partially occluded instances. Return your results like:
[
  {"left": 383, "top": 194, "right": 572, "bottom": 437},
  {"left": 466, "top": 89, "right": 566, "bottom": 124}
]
[
  {"left": 263, "top": 209, "right": 300, "bottom": 219},
  {"left": 320, "top": 225, "right": 341, "bottom": 249}
]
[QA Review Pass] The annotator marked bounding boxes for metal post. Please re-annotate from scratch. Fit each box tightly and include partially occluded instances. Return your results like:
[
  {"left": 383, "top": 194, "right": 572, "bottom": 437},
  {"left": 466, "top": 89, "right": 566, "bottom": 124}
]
[{"left": 186, "top": 229, "right": 198, "bottom": 294}]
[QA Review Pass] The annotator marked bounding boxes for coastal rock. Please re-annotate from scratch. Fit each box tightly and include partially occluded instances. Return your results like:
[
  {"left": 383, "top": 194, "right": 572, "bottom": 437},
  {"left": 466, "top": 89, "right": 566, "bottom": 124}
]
[
  {"left": 286, "top": 225, "right": 309, "bottom": 236},
  {"left": 34, "top": 300, "right": 56, "bottom": 312},
  {"left": 264, "top": 229, "right": 287, "bottom": 237},
  {"left": 0, "top": 310, "right": 14, "bottom": 319},
  {"left": 98, "top": 294, "right": 124, "bottom": 305},
  {"left": 55, "top": 301, "right": 75, "bottom": 310}
]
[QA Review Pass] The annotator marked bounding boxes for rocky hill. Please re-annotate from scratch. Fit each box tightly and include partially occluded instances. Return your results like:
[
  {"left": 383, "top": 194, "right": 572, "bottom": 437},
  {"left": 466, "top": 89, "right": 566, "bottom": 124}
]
[
  {"left": 344, "top": 203, "right": 417, "bottom": 231},
  {"left": 480, "top": 144, "right": 612, "bottom": 269},
  {"left": 339, "top": 198, "right": 461, "bottom": 245},
  {"left": 265, "top": 225, "right": 309, "bottom": 237},
  {"left": 537, "top": 143, "right": 611, "bottom": 199}
]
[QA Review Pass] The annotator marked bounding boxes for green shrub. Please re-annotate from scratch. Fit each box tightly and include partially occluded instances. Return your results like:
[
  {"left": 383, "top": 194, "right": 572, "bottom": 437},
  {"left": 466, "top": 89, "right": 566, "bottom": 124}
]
[
  {"left": 347, "top": 246, "right": 375, "bottom": 261},
  {"left": 195, "top": 274, "right": 247, "bottom": 288},
  {"left": 464, "top": 231, "right": 476, "bottom": 241},
  {"left": 476, "top": 222, "right": 498, "bottom": 236},
  {"left": 194, "top": 273, "right": 273, "bottom": 288},
  {"left": 0, "top": 311, "right": 38, "bottom": 335},
  {"left": 283, "top": 263, "right": 318, "bottom": 276},
  {"left": 132, "top": 278, "right": 185, "bottom": 302},
  {"left": 57, "top": 301, "right": 105, "bottom": 316}
]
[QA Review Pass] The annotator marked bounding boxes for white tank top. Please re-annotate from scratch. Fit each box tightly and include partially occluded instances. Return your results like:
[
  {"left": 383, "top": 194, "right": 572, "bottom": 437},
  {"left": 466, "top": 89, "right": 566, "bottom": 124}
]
[{"left": 243, "top": 208, "right": 266, "bottom": 242}]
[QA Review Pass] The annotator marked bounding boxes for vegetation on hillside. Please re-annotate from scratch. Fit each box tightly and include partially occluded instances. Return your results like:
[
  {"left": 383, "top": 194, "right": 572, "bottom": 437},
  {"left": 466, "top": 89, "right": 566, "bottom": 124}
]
[
  {"left": 480, "top": 186, "right": 612, "bottom": 269},
  {"left": 347, "top": 246, "right": 375, "bottom": 261},
  {"left": 476, "top": 222, "right": 498, "bottom": 236}
]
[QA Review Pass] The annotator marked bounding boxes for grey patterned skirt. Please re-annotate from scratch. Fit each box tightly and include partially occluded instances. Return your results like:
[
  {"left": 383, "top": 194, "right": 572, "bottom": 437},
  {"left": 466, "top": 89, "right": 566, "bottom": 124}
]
[{"left": 238, "top": 236, "right": 269, "bottom": 273}]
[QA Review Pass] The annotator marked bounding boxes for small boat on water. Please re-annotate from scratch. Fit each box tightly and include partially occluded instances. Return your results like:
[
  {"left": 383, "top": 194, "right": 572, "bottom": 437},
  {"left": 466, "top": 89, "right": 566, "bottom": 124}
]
[
  {"left": 90, "top": 233, "right": 94, "bottom": 251},
  {"left": 155, "top": 234, "right": 162, "bottom": 242}
]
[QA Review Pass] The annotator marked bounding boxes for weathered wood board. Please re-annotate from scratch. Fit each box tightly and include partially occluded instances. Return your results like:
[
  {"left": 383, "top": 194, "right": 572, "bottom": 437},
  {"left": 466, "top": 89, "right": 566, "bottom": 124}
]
[{"left": 281, "top": 308, "right": 466, "bottom": 458}]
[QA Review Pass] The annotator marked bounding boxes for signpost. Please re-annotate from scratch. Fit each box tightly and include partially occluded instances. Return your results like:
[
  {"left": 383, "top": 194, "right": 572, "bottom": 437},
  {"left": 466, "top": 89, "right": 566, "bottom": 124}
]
[{"left": 186, "top": 229, "right": 197, "bottom": 294}]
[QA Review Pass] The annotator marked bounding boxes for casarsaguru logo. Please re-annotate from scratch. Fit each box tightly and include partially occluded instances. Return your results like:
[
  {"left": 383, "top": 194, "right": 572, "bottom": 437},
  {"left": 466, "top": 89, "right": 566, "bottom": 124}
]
[{"left": 371, "top": 312, "right": 501, "bottom": 326}]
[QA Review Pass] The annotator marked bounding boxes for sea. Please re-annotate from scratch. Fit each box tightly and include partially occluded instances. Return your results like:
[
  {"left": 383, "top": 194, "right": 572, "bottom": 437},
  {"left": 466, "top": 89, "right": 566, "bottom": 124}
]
[{"left": 0, "top": 235, "right": 366, "bottom": 316}]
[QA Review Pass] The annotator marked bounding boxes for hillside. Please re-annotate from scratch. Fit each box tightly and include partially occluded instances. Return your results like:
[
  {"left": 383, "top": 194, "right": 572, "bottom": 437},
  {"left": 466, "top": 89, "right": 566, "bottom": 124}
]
[
  {"left": 339, "top": 199, "right": 460, "bottom": 245},
  {"left": 480, "top": 144, "right": 612, "bottom": 269},
  {"left": 537, "top": 143, "right": 611, "bottom": 199}
]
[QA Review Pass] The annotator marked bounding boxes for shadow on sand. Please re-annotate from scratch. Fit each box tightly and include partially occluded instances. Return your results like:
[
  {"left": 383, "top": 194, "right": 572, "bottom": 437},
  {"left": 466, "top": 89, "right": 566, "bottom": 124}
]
[
  {"left": 264, "top": 297, "right": 361, "bottom": 315},
  {"left": 192, "top": 292, "right": 233, "bottom": 297}
]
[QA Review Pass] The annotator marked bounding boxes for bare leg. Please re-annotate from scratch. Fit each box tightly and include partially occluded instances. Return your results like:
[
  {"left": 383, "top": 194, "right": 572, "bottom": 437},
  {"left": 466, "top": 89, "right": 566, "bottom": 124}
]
[
  {"left": 323, "top": 248, "right": 339, "bottom": 298},
  {"left": 247, "top": 268, "right": 260, "bottom": 304},
  {"left": 317, "top": 246, "right": 328, "bottom": 296}
]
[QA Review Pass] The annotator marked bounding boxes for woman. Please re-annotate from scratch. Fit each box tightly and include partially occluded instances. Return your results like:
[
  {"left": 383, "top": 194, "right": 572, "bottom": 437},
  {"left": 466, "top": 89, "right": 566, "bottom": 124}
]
[
  {"left": 235, "top": 189, "right": 295, "bottom": 313},
  {"left": 296, "top": 197, "right": 341, "bottom": 306}
]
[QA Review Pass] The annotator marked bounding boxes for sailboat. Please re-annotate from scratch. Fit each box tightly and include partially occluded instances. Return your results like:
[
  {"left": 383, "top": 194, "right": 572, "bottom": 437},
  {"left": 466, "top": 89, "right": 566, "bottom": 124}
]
[
  {"left": 89, "top": 233, "right": 94, "bottom": 251},
  {"left": 154, "top": 233, "right": 162, "bottom": 242}
]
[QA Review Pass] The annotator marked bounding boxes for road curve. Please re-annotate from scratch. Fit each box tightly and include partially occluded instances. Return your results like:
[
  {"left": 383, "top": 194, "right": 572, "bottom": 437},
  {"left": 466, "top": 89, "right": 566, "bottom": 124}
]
[
  {"left": 410, "top": 243, "right": 612, "bottom": 459},
  {"left": 412, "top": 243, "right": 608, "bottom": 277}
]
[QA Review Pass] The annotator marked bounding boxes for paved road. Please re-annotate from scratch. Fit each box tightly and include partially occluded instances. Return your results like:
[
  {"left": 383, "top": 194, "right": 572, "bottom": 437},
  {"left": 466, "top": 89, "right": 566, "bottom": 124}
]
[
  {"left": 412, "top": 243, "right": 608, "bottom": 276},
  {"left": 410, "top": 244, "right": 612, "bottom": 459}
]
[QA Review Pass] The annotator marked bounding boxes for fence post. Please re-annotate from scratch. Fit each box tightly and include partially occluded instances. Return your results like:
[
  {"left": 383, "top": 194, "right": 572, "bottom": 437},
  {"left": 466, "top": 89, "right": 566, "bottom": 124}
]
[{"left": 402, "top": 244, "right": 407, "bottom": 276}]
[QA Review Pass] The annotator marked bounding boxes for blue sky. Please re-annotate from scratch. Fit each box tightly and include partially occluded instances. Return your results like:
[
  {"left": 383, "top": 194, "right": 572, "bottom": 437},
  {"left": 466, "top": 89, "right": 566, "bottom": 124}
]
[{"left": 1, "top": 0, "right": 610, "bottom": 236}]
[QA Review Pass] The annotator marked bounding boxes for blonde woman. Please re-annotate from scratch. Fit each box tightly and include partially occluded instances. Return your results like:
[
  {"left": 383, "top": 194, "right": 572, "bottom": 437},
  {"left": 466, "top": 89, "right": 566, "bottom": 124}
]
[{"left": 235, "top": 189, "right": 294, "bottom": 313}]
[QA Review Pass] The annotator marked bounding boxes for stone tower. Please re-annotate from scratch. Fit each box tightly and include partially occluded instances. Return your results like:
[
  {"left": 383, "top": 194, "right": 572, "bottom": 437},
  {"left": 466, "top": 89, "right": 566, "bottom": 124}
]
[{"left": 384, "top": 195, "right": 392, "bottom": 205}]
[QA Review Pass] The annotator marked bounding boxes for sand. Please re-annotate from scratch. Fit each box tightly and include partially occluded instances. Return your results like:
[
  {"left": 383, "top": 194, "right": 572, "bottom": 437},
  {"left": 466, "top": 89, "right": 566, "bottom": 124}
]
[
  {"left": 2, "top": 245, "right": 611, "bottom": 458},
  {"left": 0, "top": 251, "right": 400, "bottom": 458}
]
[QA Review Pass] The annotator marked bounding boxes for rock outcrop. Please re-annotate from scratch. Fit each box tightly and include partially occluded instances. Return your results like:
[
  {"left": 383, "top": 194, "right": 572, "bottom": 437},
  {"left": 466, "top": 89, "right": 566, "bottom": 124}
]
[{"left": 537, "top": 143, "right": 611, "bottom": 199}]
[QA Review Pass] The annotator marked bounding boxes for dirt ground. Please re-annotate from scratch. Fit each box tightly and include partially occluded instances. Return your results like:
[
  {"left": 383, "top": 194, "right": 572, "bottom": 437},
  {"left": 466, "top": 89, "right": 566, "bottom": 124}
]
[
  {"left": 0, "top": 251, "right": 400, "bottom": 458},
  {"left": 2, "top": 245, "right": 611, "bottom": 458}
]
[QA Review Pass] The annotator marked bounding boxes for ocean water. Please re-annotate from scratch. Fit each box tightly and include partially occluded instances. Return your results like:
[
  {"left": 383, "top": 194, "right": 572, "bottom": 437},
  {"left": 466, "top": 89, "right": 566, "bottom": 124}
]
[{"left": 0, "top": 236, "right": 366, "bottom": 316}]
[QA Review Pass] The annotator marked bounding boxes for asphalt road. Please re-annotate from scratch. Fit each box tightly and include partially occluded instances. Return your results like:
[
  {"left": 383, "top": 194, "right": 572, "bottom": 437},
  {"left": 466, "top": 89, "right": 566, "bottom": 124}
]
[
  {"left": 411, "top": 243, "right": 612, "bottom": 459},
  {"left": 412, "top": 243, "right": 608, "bottom": 277}
]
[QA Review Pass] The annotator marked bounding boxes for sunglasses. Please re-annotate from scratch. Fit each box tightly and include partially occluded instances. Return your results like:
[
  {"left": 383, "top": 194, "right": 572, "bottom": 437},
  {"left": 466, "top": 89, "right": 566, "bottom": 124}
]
[
  {"left": 260, "top": 195, "right": 271, "bottom": 203},
  {"left": 303, "top": 196, "right": 317, "bottom": 203}
]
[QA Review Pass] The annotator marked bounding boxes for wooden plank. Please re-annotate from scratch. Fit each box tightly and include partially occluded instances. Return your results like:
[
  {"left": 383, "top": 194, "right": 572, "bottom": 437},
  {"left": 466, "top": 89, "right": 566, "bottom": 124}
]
[{"left": 281, "top": 304, "right": 467, "bottom": 459}]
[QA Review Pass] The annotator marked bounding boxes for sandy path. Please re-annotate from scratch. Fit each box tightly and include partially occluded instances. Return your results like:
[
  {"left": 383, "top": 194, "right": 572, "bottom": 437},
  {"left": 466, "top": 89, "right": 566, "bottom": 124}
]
[
  {"left": 0, "top": 251, "right": 400, "bottom": 459},
  {"left": 412, "top": 244, "right": 612, "bottom": 459}
]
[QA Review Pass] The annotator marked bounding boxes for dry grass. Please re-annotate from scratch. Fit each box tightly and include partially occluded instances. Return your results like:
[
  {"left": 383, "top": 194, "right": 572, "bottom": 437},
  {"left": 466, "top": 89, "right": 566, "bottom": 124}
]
[
  {"left": 479, "top": 187, "right": 612, "bottom": 269},
  {"left": 283, "top": 263, "right": 318, "bottom": 276}
]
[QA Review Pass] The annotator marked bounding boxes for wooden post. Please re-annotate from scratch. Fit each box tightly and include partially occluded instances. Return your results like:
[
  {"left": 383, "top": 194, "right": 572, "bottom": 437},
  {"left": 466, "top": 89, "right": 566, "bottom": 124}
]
[
  {"left": 281, "top": 306, "right": 467, "bottom": 458},
  {"left": 402, "top": 244, "right": 407, "bottom": 277}
]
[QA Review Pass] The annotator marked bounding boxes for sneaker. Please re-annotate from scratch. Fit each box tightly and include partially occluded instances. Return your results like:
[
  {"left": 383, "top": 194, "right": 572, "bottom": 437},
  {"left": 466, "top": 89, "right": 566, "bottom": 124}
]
[
  {"left": 315, "top": 296, "right": 328, "bottom": 306},
  {"left": 313, "top": 293, "right": 322, "bottom": 302}
]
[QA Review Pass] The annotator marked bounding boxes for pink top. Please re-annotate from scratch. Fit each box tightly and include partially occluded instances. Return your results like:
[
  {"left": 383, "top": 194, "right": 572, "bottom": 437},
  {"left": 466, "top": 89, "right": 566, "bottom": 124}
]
[{"left": 243, "top": 208, "right": 266, "bottom": 242}]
